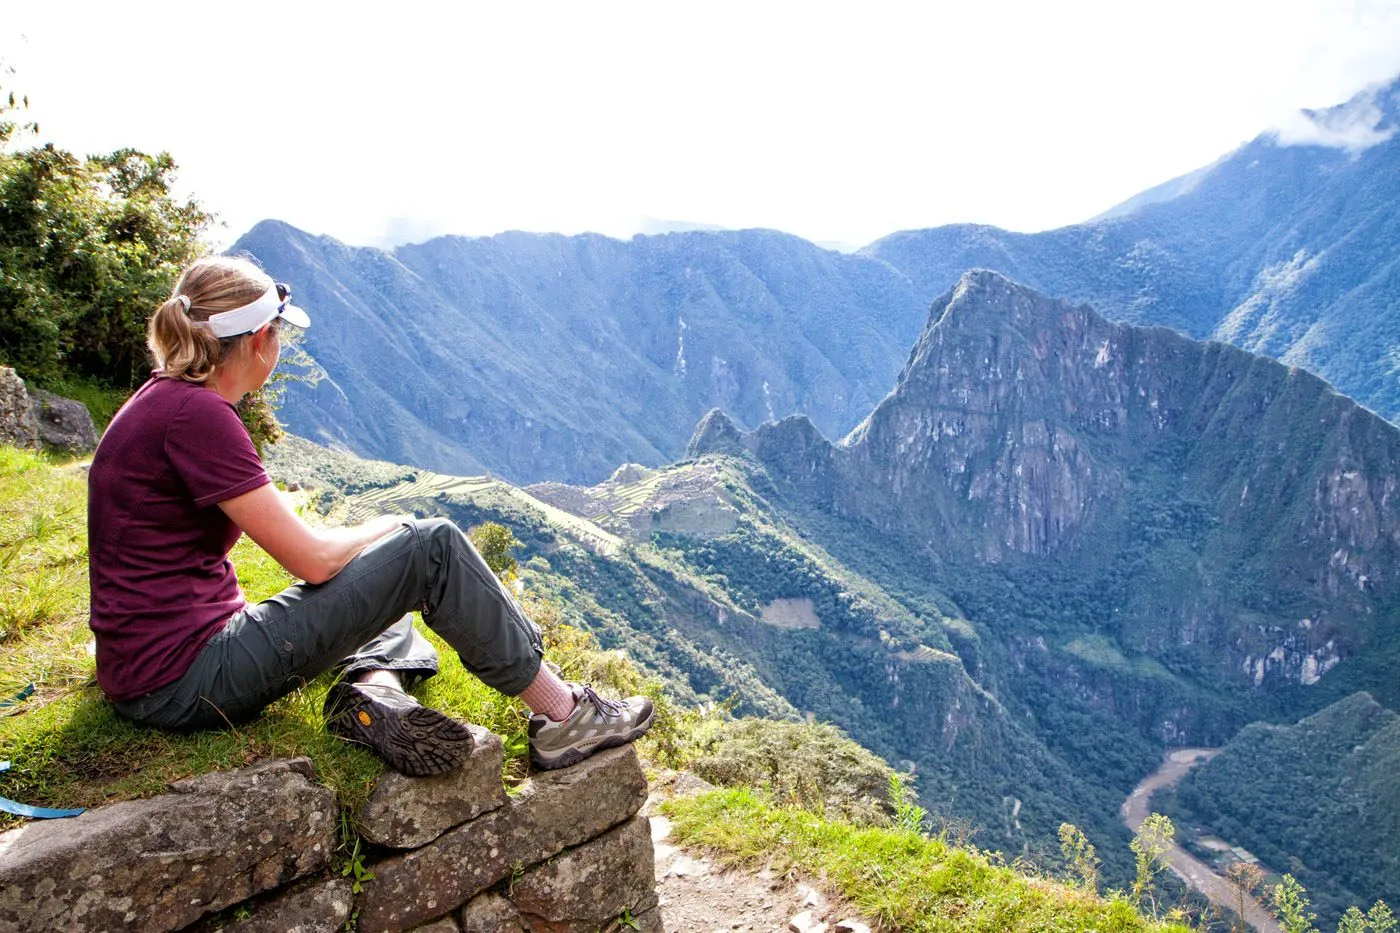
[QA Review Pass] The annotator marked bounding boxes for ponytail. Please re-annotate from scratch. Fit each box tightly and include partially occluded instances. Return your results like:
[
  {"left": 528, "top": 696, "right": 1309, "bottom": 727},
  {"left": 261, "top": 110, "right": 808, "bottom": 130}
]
[{"left": 147, "top": 295, "right": 225, "bottom": 383}]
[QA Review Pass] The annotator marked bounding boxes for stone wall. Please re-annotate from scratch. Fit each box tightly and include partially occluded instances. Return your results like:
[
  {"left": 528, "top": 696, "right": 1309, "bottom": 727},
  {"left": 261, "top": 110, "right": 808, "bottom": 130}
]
[
  {"left": 0, "top": 730, "right": 660, "bottom": 933},
  {"left": 0, "top": 367, "right": 40, "bottom": 450}
]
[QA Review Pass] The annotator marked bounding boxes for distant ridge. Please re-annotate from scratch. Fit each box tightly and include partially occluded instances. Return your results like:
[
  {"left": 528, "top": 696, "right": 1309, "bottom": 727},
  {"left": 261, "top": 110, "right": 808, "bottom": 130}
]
[
  {"left": 866, "top": 77, "right": 1400, "bottom": 423},
  {"left": 238, "top": 77, "right": 1400, "bottom": 489},
  {"left": 236, "top": 222, "right": 928, "bottom": 485}
]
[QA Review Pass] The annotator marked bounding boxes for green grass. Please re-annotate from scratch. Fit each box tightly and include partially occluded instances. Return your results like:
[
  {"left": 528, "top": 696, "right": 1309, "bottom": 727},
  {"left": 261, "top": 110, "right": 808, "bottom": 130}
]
[
  {"left": 663, "top": 789, "right": 1195, "bottom": 933},
  {"left": 1062, "top": 634, "right": 1175, "bottom": 681},
  {"left": 0, "top": 444, "right": 675, "bottom": 828}
]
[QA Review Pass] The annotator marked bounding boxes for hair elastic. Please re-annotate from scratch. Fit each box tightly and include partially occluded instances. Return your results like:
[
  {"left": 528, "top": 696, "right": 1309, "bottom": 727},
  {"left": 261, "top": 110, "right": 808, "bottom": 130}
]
[{"left": 175, "top": 295, "right": 191, "bottom": 313}]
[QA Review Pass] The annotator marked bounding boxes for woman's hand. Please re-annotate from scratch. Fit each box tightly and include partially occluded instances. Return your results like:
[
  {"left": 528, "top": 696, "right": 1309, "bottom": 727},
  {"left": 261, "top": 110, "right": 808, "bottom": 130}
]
[{"left": 218, "top": 483, "right": 407, "bottom": 584}]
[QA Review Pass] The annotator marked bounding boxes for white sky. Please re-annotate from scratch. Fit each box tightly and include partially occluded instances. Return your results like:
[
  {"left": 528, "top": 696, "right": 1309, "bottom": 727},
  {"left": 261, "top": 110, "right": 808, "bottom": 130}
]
[{"left": 8, "top": 1, "right": 1400, "bottom": 251}]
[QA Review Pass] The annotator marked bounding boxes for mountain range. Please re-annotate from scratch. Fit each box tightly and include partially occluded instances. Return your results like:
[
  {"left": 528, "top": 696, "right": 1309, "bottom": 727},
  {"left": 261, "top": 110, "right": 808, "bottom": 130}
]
[
  {"left": 866, "top": 80, "right": 1400, "bottom": 424},
  {"left": 238, "top": 77, "right": 1400, "bottom": 488},
  {"left": 269, "top": 270, "right": 1400, "bottom": 910}
]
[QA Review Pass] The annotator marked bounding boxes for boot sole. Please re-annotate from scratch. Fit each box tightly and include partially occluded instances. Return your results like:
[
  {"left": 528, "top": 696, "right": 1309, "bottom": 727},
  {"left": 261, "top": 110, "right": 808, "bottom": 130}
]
[{"left": 326, "top": 682, "right": 474, "bottom": 777}]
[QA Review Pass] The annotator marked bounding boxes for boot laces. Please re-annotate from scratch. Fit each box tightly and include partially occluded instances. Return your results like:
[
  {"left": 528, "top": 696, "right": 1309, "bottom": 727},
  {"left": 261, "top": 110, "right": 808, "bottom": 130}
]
[{"left": 580, "top": 684, "right": 626, "bottom": 718}]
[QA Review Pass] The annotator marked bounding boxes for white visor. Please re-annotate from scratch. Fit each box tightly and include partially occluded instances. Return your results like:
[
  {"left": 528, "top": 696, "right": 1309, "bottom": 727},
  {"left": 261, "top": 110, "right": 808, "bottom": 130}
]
[{"left": 201, "top": 283, "right": 311, "bottom": 338}]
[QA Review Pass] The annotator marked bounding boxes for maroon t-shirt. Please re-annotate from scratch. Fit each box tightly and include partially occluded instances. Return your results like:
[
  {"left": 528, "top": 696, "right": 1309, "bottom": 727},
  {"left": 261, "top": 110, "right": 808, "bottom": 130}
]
[{"left": 88, "top": 377, "right": 270, "bottom": 701}]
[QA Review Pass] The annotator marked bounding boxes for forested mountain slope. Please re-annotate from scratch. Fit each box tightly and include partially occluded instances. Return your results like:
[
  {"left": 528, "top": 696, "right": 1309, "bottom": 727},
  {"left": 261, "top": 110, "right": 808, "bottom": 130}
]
[
  {"left": 691, "top": 271, "right": 1400, "bottom": 718},
  {"left": 270, "top": 272, "right": 1400, "bottom": 904},
  {"left": 1163, "top": 693, "right": 1400, "bottom": 928}
]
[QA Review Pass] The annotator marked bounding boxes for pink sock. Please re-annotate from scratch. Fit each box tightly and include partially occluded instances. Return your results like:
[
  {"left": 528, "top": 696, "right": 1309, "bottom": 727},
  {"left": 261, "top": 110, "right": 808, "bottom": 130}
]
[{"left": 519, "top": 663, "right": 576, "bottom": 722}]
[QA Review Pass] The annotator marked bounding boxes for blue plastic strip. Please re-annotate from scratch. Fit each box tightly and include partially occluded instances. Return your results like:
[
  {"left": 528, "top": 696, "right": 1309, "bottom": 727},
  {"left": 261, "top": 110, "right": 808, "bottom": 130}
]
[
  {"left": 0, "top": 683, "right": 34, "bottom": 708},
  {"left": 0, "top": 760, "right": 86, "bottom": 819}
]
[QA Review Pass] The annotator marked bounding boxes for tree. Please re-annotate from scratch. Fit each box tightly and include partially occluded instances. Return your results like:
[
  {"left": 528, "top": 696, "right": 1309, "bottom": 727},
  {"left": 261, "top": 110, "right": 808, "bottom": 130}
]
[
  {"left": 0, "top": 142, "right": 211, "bottom": 387},
  {"left": 0, "top": 67, "right": 289, "bottom": 450},
  {"left": 1058, "top": 822, "right": 1100, "bottom": 893},
  {"left": 1225, "top": 861, "right": 1264, "bottom": 933},
  {"left": 1340, "top": 901, "right": 1398, "bottom": 933},
  {"left": 469, "top": 522, "right": 521, "bottom": 581},
  {"left": 1129, "top": 813, "right": 1175, "bottom": 920},
  {"left": 1271, "top": 874, "right": 1317, "bottom": 933}
]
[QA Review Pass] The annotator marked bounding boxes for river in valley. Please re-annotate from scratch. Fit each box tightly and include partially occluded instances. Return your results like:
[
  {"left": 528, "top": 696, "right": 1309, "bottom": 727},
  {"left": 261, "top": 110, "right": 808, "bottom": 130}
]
[{"left": 1121, "top": 748, "right": 1282, "bottom": 933}]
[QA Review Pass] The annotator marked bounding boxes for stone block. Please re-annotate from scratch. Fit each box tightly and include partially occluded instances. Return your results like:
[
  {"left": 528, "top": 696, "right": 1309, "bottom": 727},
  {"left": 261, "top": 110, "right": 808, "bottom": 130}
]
[
  {"left": 358, "top": 746, "right": 647, "bottom": 932},
  {"left": 459, "top": 892, "right": 523, "bottom": 932},
  {"left": 29, "top": 389, "right": 98, "bottom": 453},
  {"left": 223, "top": 876, "right": 353, "bottom": 932},
  {"left": 512, "top": 815, "right": 657, "bottom": 932},
  {"left": 407, "top": 918, "right": 461, "bottom": 932},
  {"left": 0, "top": 758, "right": 335, "bottom": 933},
  {"left": 358, "top": 725, "right": 506, "bottom": 848}
]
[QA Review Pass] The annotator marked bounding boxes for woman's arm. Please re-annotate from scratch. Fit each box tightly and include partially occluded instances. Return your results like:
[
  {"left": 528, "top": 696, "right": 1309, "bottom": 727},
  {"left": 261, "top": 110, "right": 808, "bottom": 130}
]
[{"left": 218, "top": 483, "right": 406, "bottom": 585}]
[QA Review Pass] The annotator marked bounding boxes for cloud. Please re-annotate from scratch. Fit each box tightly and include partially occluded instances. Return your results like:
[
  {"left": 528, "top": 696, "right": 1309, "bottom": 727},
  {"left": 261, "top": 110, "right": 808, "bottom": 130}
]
[
  {"left": 369, "top": 217, "right": 455, "bottom": 250},
  {"left": 1270, "top": 79, "right": 1398, "bottom": 151}
]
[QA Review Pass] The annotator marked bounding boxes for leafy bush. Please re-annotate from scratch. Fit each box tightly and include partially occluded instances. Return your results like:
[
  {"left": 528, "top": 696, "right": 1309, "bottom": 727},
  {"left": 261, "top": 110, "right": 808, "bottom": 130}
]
[
  {"left": 0, "top": 143, "right": 209, "bottom": 388},
  {"left": 682, "top": 717, "right": 895, "bottom": 825}
]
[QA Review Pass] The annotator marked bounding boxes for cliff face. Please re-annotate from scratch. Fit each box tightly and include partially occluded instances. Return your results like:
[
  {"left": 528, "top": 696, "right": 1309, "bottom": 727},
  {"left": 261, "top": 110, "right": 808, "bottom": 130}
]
[
  {"left": 695, "top": 271, "right": 1400, "bottom": 701},
  {"left": 846, "top": 271, "right": 1130, "bottom": 558}
]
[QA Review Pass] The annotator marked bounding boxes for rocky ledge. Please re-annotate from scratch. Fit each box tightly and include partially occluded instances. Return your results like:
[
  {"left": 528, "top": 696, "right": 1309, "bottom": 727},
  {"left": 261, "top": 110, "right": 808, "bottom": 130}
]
[{"left": 0, "top": 736, "right": 658, "bottom": 933}]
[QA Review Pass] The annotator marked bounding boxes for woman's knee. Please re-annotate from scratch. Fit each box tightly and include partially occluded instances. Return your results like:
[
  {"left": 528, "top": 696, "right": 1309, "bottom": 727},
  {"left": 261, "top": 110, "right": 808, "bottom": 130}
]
[{"left": 413, "top": 516, "right": 462, "bottom": 545}]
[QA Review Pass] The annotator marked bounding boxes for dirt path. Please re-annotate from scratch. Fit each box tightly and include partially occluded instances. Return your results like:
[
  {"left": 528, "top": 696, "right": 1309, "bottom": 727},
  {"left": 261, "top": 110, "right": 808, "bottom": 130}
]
[
  {"left": 1122, "top": 749, "right": 1282, "bottom": 933},
  {"left": 647, "top": 794, "right": 874, "bottom": 932}
]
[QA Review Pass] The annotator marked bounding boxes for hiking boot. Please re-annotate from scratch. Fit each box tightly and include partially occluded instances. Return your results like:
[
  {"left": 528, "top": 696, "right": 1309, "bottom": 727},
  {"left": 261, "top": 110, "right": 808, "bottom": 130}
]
[
  {"left": 528, "top": 684, "right": 655, "bottom": 770},
  {"left": 324, "top": 680, "right": 474, "bottom": 777}
]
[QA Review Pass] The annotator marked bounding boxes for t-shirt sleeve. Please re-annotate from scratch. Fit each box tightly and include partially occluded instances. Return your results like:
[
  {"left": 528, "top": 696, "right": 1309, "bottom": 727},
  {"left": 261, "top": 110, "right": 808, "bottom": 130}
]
[{"left": 165, "top": 392, "right": 271, "bottom": 508}]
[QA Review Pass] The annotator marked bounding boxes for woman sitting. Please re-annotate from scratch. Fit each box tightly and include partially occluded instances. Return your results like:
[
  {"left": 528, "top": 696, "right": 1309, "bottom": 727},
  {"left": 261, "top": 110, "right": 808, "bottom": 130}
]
[{"left": 87, "top": 255, "right": 652, "bottom": 775}]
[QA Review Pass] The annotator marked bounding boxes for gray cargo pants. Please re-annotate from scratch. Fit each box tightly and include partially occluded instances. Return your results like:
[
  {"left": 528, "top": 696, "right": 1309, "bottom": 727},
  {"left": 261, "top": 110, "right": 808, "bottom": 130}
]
[{"left": 113, "top": 518, "right": 544, "bottom": 730}]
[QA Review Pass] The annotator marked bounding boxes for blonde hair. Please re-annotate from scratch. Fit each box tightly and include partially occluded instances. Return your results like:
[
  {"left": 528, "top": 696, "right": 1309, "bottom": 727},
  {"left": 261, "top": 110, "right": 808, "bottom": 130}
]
[{"left": 147, "top": 256, "right": 274, "bottom": 383}]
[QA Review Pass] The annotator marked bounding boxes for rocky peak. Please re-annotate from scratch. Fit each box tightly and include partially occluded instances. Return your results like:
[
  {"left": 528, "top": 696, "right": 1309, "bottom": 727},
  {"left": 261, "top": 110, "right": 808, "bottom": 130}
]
[
  {"left": 686, "top": 408, "right": 748, "bottom": 460},
  {"left": 687, "top": 272, "right": 1400, "bottom": 692}
]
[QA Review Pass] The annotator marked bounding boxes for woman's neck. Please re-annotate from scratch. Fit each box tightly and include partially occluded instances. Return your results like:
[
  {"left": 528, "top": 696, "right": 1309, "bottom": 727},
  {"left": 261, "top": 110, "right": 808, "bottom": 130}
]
[{"left": 207, "top": 361, "right": 256, "bottom": 405}]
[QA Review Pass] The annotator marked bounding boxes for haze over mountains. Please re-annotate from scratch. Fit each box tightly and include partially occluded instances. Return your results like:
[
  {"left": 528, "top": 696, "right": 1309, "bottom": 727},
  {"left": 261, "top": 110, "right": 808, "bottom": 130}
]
[{"left": 238, "top": 77, "right": 1400, "bottom": 488}]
